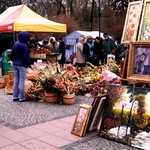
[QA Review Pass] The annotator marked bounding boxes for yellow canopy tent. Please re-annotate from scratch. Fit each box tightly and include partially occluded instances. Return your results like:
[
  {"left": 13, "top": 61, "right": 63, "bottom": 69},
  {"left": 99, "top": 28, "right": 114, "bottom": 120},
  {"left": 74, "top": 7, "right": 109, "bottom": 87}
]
[{"left": 0, "top": 5, "right": 66, "bottom": 33}]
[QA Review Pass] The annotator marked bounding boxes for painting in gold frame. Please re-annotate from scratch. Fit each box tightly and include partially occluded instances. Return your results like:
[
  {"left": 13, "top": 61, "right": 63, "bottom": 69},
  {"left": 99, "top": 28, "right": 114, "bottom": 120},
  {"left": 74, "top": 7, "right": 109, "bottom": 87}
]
[
  {"left": 121, "top": 1, "right": 143, "bottom": 44},
  {"left": 127, "top": 41, "right": 150, "bottom": 83},
  {"left": 138, "top": 0, "right": 150, "bottom": 41},
  {"left": 71, "top": 104, "right": 92, "bottom": 137}
]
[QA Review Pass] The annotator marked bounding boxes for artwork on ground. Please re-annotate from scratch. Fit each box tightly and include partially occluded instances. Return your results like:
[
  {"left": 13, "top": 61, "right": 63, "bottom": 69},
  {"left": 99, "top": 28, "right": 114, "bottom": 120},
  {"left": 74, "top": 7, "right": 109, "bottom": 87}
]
[
  {"left": 71, "top": 104, "right": 92, "bottom": 137},
  {"left": 99, "top": 84, "right": 150, "bottom": 150}
]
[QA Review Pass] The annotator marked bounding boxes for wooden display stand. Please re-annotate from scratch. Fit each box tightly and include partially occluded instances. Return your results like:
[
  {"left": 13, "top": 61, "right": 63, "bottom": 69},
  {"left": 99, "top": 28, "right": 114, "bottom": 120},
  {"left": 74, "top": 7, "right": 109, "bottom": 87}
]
[
  {"left": 46, "top": 53, "right": 62, "bottom": 63},
  {"left": 120, "top": 49, "right": 150, "bottom": 87}
]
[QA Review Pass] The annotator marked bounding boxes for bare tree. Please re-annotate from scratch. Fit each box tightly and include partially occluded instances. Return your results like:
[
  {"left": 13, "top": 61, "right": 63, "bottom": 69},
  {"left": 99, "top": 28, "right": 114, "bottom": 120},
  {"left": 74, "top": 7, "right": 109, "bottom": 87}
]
[{"left": 0, "top": 0, "right": 22, "bottom": 13}]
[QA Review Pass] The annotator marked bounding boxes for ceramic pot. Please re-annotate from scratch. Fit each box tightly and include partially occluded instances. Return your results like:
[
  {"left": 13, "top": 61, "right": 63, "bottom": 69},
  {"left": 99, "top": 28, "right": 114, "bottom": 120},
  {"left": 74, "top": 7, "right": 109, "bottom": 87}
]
[{"left": 63, "top": 93, "right": 75, "bottom": 105}]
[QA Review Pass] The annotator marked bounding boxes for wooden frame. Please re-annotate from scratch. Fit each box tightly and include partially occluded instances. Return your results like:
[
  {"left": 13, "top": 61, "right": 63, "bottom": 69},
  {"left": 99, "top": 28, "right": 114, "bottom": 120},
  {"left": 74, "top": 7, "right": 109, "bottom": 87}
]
[
  {"left": 71, "top": 104, "right": 92, "bottom": 137},
  {"left": 138, "top": 0, "right": 150, "bottom": 41},
  {"left": 121, "top": 1, "right": 143, "bottom": 44},
  {"left": 86, "top": 95, "right": 107, "bottom": 132},
  {"left": 127, "top": 41, "right": 150, "bottom": 83}
]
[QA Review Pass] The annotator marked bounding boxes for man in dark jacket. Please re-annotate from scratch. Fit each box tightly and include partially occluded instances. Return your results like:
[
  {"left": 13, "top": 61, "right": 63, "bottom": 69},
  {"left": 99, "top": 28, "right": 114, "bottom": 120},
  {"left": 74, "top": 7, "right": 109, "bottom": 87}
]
[
  {"left": 58, "top": 37, "right": 65, "bottom": 66},
  {"left": 12, "top": 31, "right": 30, "bottom": 102},
  {"left": 93, "top": 36, "right": 103, "bottom": 65},
  {"left": 102, "top": 33, "right": 117, "bottom": 64}
]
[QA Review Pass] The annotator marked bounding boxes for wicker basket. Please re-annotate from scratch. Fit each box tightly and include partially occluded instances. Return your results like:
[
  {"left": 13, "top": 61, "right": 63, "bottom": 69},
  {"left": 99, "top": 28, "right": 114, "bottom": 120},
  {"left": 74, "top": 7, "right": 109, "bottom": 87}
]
[
  {"left": 4, "top": 75, "right": 9, "bottom": 87},
  {"left": 5, "top": 80, "right": 13, "bottom": 94},
  {"left": 8, "top": 71, "right": 14, "bottom": 81},
  {"left": 44, "top": 92, "right": 59, "bottom": 103},
  {"left": 0, "top": 78, "right": 4, "bottom": 88},
  {"left": 26, "top": 71, "right": 40, "bottom": 81},
  {"left": 63, "top": 93, "right": 75, "bottom": 105}
]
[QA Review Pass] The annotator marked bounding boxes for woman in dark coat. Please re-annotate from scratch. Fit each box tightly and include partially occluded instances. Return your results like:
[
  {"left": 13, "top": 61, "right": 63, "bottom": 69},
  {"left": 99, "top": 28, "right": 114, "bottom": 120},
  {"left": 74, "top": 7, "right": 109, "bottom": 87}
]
[
  {"left": 58, "top": 37, "right": 65, "bottom": 66},
  {"left": 83, "top": 35, "right": 94, "bottom": 64}
]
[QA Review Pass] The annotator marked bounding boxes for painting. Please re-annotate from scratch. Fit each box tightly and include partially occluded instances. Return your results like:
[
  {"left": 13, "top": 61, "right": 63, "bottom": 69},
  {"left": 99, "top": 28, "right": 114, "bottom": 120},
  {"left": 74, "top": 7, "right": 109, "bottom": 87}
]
[
  {"left": 121, "top": 1, "right": 143, "bottom": 44},
  {"left": 86, "top": 95, "right": 107, "bottom": 132},
  {"left": 127, "top": 41, "right": 150, "bottom": 83},
  {"left": 138, "top": 0, "right": 150, "bottom": 41},
  {"left": 71, "top": 104, "right": 92, "bottom": 137},
  {"left": 99, "top": 84, "right": 150, "bottom": 150}
]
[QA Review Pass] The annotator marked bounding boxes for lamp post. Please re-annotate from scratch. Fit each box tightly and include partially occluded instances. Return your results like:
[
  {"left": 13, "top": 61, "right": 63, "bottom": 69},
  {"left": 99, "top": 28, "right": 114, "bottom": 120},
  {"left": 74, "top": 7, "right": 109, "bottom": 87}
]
[{"left": 98, "top": 0, "right": 101, "bottom": 37}]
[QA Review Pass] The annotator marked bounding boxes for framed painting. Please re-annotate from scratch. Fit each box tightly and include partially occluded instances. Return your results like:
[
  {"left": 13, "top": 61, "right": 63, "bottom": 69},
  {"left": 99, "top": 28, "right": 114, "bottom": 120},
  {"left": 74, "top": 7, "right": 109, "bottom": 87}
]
[
  {"left": 99, "top": 84, "right": 150, "bottom": 150},
  {"left": 121, "top": 1, "right": 143, "bottom": 44},
  {"left": 86, "top": 95, "right": 107, "bottom": 132},
  {"left": 71, "top": 104, "right": 92, "bottom": 137},
  {"left": 127, "top": 41, "right": 150, "bottom": 83},
  {"left": 138, "top": 0, "right": 150, "bottom": 41}
]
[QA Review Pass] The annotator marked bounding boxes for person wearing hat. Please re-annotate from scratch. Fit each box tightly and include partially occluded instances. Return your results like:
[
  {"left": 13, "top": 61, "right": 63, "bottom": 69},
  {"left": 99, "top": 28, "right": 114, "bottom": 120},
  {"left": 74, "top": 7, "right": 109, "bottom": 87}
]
[
  {"left": 93, "top": 36, "right": 103, "bottom": 65},
  {"left": 102, "top": 33, "right": 117, "bottom": 64}
]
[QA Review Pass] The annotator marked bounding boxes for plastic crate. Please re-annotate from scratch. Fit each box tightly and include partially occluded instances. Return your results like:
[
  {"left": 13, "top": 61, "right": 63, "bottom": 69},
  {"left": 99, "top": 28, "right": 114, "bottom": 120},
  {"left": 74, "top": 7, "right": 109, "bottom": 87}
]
[{"left": 2, "top": 62, "right": 13, "bottom": 75}]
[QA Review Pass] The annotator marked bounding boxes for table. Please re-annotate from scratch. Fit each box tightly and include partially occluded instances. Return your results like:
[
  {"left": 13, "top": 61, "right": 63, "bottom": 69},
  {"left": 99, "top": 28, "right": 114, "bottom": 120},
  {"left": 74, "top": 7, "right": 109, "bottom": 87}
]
[{"left": 46, "top": 53, "right": 62, "bottom": 63}]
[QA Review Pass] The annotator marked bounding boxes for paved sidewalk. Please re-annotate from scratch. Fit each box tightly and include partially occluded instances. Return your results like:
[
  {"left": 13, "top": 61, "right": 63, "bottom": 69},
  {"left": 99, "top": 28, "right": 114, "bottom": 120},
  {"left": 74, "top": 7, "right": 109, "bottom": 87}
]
[
  {"left": 0, "top": 89, "right": 140, "bottom": 150},
  {"left": 0, "top": 116, "right": 138, "bottom": 150}
]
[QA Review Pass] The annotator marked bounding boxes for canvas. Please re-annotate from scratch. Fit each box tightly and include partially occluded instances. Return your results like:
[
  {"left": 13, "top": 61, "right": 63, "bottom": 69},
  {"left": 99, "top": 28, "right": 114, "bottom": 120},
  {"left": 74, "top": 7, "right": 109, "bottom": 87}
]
[{"left": 99, "top": 84, "right": 150, "bottom": 150}]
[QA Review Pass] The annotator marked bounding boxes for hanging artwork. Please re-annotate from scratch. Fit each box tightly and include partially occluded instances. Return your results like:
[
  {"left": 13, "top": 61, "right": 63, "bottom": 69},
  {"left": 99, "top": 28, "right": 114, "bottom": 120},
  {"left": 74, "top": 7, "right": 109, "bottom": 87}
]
[
  {"left": 121, "top": 1, "right": 143, "bottom": 44},
  {"left": 127, "top": 41, "right": 150, "bottom": 83},
  {"left": 138, "top": 0, "right": 150, "bottom": 41},
  {"left": 99, "top": 84, "right": 150, "bottom": 150}
]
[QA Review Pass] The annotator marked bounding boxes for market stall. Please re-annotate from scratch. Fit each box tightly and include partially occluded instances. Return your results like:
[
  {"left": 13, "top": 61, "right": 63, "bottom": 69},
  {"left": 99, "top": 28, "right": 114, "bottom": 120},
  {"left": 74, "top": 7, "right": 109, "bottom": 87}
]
[
  {"left": 0, "top": 5, "right": 66, "bottom": 33},
  {"left": 0, "top": 4, "right": 66, "bottom": 71}
]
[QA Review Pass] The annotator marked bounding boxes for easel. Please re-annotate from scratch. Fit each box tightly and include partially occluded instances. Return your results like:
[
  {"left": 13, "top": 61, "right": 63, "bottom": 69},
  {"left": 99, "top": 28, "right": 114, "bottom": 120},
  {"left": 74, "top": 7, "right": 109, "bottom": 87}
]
[{"left": 120, "top": 0, "right": 150, "bottom": 88}]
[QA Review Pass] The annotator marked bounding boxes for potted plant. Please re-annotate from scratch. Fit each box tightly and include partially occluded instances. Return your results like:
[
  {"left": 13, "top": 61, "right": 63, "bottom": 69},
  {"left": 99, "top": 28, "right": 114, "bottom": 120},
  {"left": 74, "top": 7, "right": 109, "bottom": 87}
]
[
  {"left": 39, "top": 75, "right": 60, "bottom": 103},
  {"left": 53, "top": 73, "right": 77, "bottom": 104}
]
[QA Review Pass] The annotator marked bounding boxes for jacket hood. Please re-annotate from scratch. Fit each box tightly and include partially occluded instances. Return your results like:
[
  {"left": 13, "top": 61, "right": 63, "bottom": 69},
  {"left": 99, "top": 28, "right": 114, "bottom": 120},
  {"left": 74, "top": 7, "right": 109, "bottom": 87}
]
[{"left": 18, "top": 31, "right": 30, "bottom": 44}]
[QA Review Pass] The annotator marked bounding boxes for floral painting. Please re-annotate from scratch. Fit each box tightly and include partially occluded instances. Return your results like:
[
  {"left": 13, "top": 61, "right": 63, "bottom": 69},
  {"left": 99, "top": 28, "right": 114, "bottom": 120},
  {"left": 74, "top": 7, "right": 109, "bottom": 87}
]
[
  {"left": 99, "top": 84, "right": 150, "bottom": 150},
  {"left": 138, "top": 1, "right": 150, "bottom": 41},
  {"left": 121, "top": 1, "right": 142, "bottom": 44},
  {"left": 134, "top": 47, "right": 150, "bottom": 74}
]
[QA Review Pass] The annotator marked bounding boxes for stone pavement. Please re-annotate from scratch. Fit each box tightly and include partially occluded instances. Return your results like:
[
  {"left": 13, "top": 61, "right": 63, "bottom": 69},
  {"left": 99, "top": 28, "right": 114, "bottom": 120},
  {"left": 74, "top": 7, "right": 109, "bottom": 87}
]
[{"left": 0, "top": 89, "right": 140, "bottom": 150}]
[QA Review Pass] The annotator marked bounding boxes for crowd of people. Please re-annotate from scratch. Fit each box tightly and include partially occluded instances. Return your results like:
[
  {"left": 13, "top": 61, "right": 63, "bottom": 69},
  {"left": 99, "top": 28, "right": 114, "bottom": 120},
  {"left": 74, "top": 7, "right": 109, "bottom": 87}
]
[
  {"left": 29, "top": 32, "right": 127, "bottom": 68},
  {"left": 9, "top": 31, "right": 126, "bottom": 102},
  {"left": 75, "top": 33, "right": 126, "bottom": 68}
]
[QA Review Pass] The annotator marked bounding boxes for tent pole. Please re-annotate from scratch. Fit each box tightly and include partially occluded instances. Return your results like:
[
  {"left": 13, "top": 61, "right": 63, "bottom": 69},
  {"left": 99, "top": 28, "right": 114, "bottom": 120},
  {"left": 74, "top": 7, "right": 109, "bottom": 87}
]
[
  {"left": 98, "top": 0, "right": 101, "bottom": 37},
  {"left": 13, "top": 32, "right": 16, "bottom": 44}
]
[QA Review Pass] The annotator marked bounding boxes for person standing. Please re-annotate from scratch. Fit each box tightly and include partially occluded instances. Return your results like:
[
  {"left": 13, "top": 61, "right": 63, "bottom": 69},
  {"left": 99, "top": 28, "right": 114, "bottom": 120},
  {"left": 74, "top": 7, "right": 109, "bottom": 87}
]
[
  {"left": 115, "top": 37, "right": 126, "bottom": 64},
  {"left": 83, "top": 35, "right": 94, "bottom": 64},
  {"left": 76, "top": 36, "right": 86, "bottom": 67},
  {"left": 102, "top": 33, "right": 117, "bottom": 64},
  {"left": 58, "top": 37, "right": 65, "bottom": 66},
  {"left": 93, "top": 36, "right": 103, "bottom": 65},
  {"left": 49, "top": 37, "right": 59, "bottom": 53},
  {"left": 11, "top": 31, "right": 30, "bottom": 102}
]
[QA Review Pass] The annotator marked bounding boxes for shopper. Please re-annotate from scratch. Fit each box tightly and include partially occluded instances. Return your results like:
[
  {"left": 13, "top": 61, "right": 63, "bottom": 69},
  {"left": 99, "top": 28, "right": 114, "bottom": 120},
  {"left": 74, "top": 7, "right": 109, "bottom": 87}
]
[
  {"left": 93, "top": 36, "right": 103, "bottom": 65},
  {"left": 58, "top": 37, "right": 65, "bottom": 66},
  {"left": 76, "top": 36, "right": 86, "bottom": 67},
  {"left": 102, "top": 33, "right": 117, "bottom": 64},
  {"left": 83, "top": 35, "right": 94, "bottom": 64},
  {"left": 115, "top": 37, "right": 126, "bottom": 64},
  {"left": 11, "top": 31, "right": 30, "bottom": 102}
]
